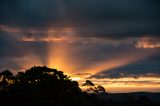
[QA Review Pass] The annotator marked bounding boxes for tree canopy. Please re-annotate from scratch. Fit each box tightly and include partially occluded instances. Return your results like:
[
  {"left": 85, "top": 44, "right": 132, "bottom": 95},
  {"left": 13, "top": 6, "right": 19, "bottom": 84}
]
[{"left": 0, "top": 66, "right": 91, "bottom": 106}]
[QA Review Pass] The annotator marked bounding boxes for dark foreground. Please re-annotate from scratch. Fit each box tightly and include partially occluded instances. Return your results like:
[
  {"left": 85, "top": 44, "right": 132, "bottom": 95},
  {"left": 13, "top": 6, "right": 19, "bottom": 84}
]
[
  {"left": 0, "top": 91, "right": 160, "bottom": 106},
  {"left": 0, "top": 66, "right": 160, "bottom": 106}
]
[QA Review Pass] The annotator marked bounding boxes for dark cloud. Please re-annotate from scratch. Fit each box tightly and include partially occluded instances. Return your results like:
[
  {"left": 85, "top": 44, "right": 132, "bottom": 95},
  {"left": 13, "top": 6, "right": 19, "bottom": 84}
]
[
  {"left": 0, "top": 0, "right": 67, "bottom": 27},
  {"left": 0, "top": 32, "right": 47, "bottom": 58},
  {"left": 0, "top": 0, "right": 159, "bottom": 38},
  {"left": 0, "top": 32, "right": 48, "bottom": 72},
  {"left": 90, "top": 54, "right": 160, "bottom": 79}
]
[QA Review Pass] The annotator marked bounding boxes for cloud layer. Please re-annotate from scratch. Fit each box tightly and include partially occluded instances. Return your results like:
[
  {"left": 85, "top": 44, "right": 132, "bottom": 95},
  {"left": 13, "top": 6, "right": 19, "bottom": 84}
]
[{"left": 0, "top": 0, "right": 160, "bottom": 82}]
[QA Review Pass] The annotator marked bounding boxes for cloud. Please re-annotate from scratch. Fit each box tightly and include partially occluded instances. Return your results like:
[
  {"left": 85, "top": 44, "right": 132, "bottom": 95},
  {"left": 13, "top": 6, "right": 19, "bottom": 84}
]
[
  {"left": 89, "top": 54, "right": 160, "bottom": 79},
  {"left": 135, "top": 37, "right": 160, "bottom": 49},
  {"left": 0, "top": 0, "right": 159, "bottom": 39},
  {"left": 0, "top": 0, "right": 67, "bottom": 28},
  {"left": 0, "top": 0, "right": 160, "bottom": 80},
  {"left": 0, "top": 32, "right": 48, "bottom": 72},
  {"left": 1, "top": 25, "right": 159, "bottom": 49}
]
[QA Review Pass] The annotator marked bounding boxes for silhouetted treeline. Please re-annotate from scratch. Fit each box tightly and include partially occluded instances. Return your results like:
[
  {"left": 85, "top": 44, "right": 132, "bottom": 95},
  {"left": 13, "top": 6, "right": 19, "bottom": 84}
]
[{"left": 0, "top": 66, "right": 159, "bottom": 106}]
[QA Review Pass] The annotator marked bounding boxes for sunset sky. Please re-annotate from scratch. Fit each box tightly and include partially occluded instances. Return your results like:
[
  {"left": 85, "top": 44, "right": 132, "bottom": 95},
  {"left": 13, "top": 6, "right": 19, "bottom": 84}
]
[{"left": 0, "top": 0, "right": 160, "bottom": 92}]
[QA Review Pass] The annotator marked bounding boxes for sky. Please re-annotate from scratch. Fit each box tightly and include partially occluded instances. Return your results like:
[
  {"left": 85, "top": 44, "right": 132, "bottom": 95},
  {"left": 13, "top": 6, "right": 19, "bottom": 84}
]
[{"left": 0, "top": 0, "right": 160, "bottom": 92}]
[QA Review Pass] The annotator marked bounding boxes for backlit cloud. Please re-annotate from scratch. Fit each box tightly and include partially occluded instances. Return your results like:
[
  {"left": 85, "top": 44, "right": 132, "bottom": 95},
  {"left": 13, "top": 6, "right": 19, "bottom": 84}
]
[{"left": 136, "top": 37, "right": 160, "bottom": 49}]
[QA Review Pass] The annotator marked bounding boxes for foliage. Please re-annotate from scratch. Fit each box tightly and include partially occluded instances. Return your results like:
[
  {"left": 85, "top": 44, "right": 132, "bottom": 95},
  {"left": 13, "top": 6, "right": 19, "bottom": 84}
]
[
  {"left": 0, "top": 66, "right": 159, "bottom": 106},
  {"left": 0, "top": 66, "right": 90, "bottom": 106},
  {"left": 83, "top": 80, "right": 106, "bottom": 94},
  {"left": 83, "top": 80, "right": 94, "bottom": 86}
]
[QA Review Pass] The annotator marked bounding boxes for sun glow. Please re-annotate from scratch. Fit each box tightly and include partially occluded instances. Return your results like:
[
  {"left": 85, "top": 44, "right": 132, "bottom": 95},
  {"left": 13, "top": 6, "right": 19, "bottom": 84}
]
[
  {"left": 79, "top": 48, "right": 156, "bottom": 75},
  {"left": 47, "top": 28, "right": 77, "bottom": 74},
  {"left": 14, "top": 27, "right": 157, "bottom": 77},
  {"left": 6, "top": 26, "right": 159, "bottom": 93},
  {"left": 71, "top": 77, "right": 82, "bottom": 81}
]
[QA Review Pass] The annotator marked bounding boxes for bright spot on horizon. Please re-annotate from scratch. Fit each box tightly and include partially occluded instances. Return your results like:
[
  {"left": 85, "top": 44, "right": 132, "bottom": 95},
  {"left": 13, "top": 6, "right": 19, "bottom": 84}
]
[{"left": 70, "top": 77, "right": 82, "bottom": 81}]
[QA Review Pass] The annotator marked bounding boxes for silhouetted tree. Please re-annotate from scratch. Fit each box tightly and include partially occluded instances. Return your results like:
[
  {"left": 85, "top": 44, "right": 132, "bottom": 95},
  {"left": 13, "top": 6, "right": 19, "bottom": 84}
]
[
  {"left": 82, "top": 80, "right": 94, "bottom": 86},
  {"left": 83, "top": 80, "right": 106, "bottom": 94},
  {"left": 0, "top": 70, "right": 13, "bottom": 78},
  {"left": 0, "top": 66, "right": 86, "bottom": 106},
  {"left": 97, "top": 85, "right": 105, "bottom": 93},
  {"left": 0, "top": 70, "right": 13, "bottom": 89}
]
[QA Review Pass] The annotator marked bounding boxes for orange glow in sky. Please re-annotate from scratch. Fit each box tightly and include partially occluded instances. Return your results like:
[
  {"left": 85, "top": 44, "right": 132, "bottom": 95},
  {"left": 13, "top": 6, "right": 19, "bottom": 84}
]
[
  {"left": 47, "top": 28, "right": 77, "bottom": 74},
  {"left": 79, "top": 77, "right": 160, "bottom": 93},
  {"left": 10, "top": 27, "right": 160, "bottom": 93}
]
